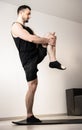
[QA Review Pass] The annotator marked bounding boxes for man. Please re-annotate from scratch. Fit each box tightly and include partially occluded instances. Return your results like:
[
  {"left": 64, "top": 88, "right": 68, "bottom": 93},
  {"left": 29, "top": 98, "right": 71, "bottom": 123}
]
[{"left": 11, "top": 5, "right": 66, "bottom": 123}]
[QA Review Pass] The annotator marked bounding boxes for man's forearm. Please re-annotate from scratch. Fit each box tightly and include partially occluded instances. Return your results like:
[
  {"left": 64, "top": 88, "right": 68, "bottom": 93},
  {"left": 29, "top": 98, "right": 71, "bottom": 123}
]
[{"left": 31, "top": 35, "right": 49, "bottom": 45}]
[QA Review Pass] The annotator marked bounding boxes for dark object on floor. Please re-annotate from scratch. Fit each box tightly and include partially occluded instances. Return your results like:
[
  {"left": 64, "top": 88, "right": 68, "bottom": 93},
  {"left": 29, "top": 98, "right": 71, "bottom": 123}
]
[
  {"left": 12, "top": 118, "right": 82, "bottom": 125},
  {"left": 66, "top": 88, "right": 82, "bottom": 116}
]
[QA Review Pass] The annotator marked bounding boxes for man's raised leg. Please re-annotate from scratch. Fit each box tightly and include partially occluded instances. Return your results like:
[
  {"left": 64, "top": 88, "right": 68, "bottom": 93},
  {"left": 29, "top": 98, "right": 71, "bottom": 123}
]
[{"left": 47, "top": 44, "right": 66, "bottom": 70}]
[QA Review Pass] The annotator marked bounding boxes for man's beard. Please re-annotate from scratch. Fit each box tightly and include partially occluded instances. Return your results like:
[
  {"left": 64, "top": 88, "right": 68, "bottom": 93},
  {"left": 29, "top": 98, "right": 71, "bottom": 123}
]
[
  {"left": 23, "top": 16, "right": 29, "bottom": 23},
  {"left": 25, "top": 20, "right": 28, "bottom": 23}
]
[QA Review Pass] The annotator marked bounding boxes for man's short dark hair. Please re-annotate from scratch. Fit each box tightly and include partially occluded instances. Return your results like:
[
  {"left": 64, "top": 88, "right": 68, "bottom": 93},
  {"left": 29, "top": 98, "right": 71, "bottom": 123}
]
[{"left": 17, "top": 5, "right": 31, "bottom": 14}]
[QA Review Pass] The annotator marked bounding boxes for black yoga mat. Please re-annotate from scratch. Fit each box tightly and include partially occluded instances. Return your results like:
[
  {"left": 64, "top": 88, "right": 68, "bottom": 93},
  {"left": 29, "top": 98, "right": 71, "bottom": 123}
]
[{"left": 12, "top": 118, "right": 82, "bottom": 125}]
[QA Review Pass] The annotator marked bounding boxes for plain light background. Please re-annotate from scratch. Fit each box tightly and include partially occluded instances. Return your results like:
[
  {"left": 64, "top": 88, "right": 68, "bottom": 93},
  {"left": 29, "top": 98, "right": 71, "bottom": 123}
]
[{"left": 0, "top": 1, "right": 82, "bottom": 118}]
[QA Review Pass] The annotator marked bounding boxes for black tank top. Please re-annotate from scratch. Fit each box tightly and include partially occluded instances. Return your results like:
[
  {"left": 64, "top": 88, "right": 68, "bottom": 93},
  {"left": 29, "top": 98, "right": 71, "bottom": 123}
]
[{"left": 12, "top": 24, "right": 38, "bottom": 66}]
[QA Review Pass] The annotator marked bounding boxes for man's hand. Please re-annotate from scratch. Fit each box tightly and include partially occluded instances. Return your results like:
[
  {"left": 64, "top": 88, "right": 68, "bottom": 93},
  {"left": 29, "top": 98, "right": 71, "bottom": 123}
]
[{"left": 45, "top": 32, "right": 57, "bottom": 46}]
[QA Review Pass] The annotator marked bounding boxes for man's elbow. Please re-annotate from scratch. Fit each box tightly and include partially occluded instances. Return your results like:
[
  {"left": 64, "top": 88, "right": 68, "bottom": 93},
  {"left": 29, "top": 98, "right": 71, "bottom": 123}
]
[
  {"left": 28, "top": 35, "right": 37, "bottom": 43},
  {"left": 28, "top": 35, "right": 35, "bottom": 43}
]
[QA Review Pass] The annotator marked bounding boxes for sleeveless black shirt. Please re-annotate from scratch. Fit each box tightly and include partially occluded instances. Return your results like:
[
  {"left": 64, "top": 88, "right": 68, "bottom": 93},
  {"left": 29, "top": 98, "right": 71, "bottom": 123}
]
[{"left": 12, "top": 24, "right": 38, "bottom": 66}]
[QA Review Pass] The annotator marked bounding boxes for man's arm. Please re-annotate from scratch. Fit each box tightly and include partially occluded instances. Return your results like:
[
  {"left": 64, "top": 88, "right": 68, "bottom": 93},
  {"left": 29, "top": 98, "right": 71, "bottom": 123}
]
[
  {"left": 11, "top": 23, "right": 50, "bottom": 45},
  {"left": 11, "top": 23, "right": 55, "bottom": 46}
]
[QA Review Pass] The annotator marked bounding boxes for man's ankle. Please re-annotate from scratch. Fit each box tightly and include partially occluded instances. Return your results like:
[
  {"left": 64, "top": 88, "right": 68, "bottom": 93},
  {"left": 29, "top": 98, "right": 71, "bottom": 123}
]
[
  {"left": 27, "top": 113, "right": 33, "bottom": 118},
  {"left": 50, "top": 58, "right": 56, "bottom": 62}
]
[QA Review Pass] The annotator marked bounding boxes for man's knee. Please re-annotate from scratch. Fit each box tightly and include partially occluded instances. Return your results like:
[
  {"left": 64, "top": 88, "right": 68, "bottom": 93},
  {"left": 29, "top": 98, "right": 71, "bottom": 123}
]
[{"left": 28, "top": 79, "right": 38, "bottom": 93}]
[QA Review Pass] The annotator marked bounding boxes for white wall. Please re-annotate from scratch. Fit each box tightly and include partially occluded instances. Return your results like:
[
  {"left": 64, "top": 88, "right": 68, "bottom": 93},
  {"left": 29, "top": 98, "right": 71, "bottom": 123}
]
[
  {"left": 0, "top": 1, "right": 82, "bottom": 118},
  {"left": 81, "top": 24, "right": 82, "bottom": 46}
]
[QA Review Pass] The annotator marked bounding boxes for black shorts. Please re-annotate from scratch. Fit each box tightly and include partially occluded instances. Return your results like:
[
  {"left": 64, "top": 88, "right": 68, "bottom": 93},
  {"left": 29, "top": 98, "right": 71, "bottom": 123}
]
[{"left": 23, "top": 45, "right": 47, "bottom": 82}]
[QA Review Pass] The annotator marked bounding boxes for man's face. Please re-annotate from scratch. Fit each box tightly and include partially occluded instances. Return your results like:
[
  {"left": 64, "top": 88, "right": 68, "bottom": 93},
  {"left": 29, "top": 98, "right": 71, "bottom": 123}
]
[{"left": 21, "top": 8, "right": 31, "bottom": 23}]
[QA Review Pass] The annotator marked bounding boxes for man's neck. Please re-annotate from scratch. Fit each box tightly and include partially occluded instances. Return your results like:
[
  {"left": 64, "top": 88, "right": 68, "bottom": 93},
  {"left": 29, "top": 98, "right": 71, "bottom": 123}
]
[{"left": 16, "top": 17, "right": 25, "bottom": 25}]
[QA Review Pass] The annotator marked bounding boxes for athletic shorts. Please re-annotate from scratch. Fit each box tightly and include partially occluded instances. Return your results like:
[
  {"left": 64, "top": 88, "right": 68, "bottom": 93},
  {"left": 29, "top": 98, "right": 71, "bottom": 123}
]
[{"left": 23, "top": 45, "right": 47, "bottom": 82}]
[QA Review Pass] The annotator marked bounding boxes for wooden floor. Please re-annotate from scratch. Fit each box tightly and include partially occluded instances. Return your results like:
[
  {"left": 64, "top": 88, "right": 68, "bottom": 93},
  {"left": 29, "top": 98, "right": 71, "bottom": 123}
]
[{"left": 0, "top": 115, "right": 82, "bottom": 130}]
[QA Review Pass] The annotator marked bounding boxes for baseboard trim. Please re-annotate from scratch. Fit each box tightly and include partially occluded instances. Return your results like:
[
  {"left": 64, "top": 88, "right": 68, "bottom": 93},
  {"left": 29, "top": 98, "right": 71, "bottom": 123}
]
[
  {"left": 0, "top": 113, "right": 67, "bottom": 121},
  {"left": 0, "top": 116, "right": 26, "bottom": 121}
]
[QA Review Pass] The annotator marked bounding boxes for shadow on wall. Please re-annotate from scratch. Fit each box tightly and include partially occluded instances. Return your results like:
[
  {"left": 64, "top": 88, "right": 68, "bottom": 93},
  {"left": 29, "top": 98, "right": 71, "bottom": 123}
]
[{"left": 65, "top": 54, "right": 82, "bottom": 90}]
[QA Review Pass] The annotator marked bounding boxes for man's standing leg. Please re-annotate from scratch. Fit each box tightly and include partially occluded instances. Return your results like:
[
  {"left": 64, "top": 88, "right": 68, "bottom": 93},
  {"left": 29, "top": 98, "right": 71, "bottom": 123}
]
[
  {"left": 25, "top": 79, "right": 37, "bottom": 117},
  {"left": 25, "top": 78, "right": 41, "bottom": 122}
]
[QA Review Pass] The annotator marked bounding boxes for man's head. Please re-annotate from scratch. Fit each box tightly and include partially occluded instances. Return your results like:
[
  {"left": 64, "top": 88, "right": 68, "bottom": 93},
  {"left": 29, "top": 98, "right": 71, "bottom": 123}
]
[{"left": 17, "top": 5, "right": 31, "bottom": 23}]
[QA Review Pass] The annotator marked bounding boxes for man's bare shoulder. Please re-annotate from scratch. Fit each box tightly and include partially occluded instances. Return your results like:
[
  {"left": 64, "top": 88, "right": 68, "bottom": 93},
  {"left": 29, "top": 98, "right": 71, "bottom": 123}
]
[
  {"left": 12, "top": 22, "right": 23, "bottom": 30},
  {"left": 11, "top": 22, "right": 23, "bottom": 37}
]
